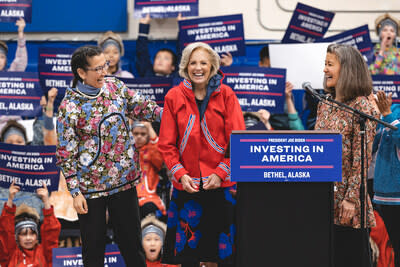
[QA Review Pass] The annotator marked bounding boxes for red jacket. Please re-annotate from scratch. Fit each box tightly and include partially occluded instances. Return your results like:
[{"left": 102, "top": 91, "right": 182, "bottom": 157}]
[
  {"left": 137, "top": 138, "right": 166, "bottom": 215},
  {"left": 0, "top": 203, "right": 61, "bottom": 267},
  {"left": 159, "top": 76, "right": 245, "bottom": 190}
]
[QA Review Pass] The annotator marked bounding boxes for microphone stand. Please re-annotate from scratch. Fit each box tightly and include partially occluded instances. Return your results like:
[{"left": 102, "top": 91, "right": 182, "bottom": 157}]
[{"left": 310, "top": 92, "right": 397, "bottom": 267}]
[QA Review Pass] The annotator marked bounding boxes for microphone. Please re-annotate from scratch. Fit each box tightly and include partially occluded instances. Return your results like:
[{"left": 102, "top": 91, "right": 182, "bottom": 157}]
[{"left": 302, "top": 82, "right": 321, "bottom": 100}]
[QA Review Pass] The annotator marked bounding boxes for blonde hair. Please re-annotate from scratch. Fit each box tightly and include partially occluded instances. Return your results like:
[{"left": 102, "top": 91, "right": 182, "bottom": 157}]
[{"left": 179, "top": 42, "right": 220, "bottom": 81}]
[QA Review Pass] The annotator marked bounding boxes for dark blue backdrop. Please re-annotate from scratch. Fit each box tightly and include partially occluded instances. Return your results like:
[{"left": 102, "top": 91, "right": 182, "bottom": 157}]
[{"left": 0, "top": 0, "right": 127, "bottom": 32}]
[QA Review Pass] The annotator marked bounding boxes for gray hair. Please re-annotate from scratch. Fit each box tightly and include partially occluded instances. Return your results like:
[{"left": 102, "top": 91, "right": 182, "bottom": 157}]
[
  {"left": 324, "top": 43, "right": 372, "bottom": 102},
  {"left": 179, "top": 42, "right": 220, "bottom": 81}
]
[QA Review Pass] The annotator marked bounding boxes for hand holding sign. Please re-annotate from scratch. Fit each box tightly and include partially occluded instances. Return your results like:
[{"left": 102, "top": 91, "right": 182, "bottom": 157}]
[
  {"left": 36, "top": 183, "right": 50, "bottom": 209},
  {"left": 16, "top": 17, "right": 25, "bottom": 36},
  {"left": 7, "top": 181, "right": 20, "bottom": 208}
]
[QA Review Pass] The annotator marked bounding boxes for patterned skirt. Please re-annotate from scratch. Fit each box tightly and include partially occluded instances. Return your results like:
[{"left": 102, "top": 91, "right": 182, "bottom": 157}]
[{"left": 162, "top": 185, "right": 236, "bottom": 264}]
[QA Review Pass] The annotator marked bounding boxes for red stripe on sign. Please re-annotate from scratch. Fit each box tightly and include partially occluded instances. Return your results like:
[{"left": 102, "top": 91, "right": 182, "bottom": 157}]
[
  {"left": 235, "top": 92, "right": 283, "bottom": 96},
  {"left": 305, "top": 139, "right": 334, "bottom": 142},
  {"left": 240, "top": 165, "right": 334, "bottom": 169},
  {"left": 39, "top": 54, "right": 57, "bottom": 57},
  {"left": 0, "top": 167, "right": 58, "bottom": 175},
  {"left": 352, "top": 31, "right": 367, "bottom": 38},
  {"left": 240, "top": 139, "right": 268, "bottom": 142},
  {"left": 223, "top": 20, "right": 241, "bottom": 25},
  {"left": 39, "top": 72, "right": 73, "bottom": 76},
  {"left": 150, "top": 83, "right": 171, "bottom": 87},
  {"left": 136, "top": 0, "right": 196, "bottom": 5},
  {"left": 264, "top": 74, "right": 284, "bottom": 78},
  {"left": 184, "top": 37, "right": 243, "bottom": 46},
  {"left": 181, "top": 24, "right": 199, "bottom": 29},
  {"left": 290, "top": 25, "right": 323, "bottom": 37},
  {"left": 56, "top": 254, "right": 79, "bottom": 259},
  {"left": 21, "top": 78, "right": 39, "bottom": 82},
  {"left": 359, "top": 47, "right": 371, "bottom": 53},
  {"left": 105, "top": 251, "right": 121, "bottom": 256},
  {"left": 0, "top": 96, "right": 41, "bottom": 100},
  {"left": 40, "top": 153, "right": 56, "bottom": 156},
  {"left": 0, "top": 3, "right": 30, "bottom": 7},
  {"left": 296, "top": 9, "right": 309, "bottom": 15}
]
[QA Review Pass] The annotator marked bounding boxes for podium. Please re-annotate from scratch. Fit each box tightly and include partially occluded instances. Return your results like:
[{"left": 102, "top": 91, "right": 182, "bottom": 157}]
[{"left": 230, "top": 131, "right": 341, "bottom": 267}]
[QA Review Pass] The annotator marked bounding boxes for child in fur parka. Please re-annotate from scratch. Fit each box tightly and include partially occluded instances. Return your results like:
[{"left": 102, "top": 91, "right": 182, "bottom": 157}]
[{"left": 0, "top": 182, "right": 61, "bottom": 267}]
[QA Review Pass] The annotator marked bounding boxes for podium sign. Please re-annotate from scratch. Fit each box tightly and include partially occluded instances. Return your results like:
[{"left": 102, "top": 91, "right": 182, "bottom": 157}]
[
  {"left": 233, "top": 130, "right": 338, "bottom": 267},
  {"left": 230, "top": 130, "right": 342, "bottom": 182}
]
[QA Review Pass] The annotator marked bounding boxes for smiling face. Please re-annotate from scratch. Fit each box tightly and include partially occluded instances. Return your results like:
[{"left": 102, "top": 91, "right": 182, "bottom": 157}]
[
  {"left": 103, "top": 45, "right": 120, "bottom": 71},
  {"left": 17, "top": 228, "right": 38, "bottom": 250},
  {"left": 187, "top": 48, "right": 212, "bottom": 89},
  {"left": 324, "top": 52, "right": 341, "bottom": 89},
  {"left": 142, "top": 233, "right": 162, "bottom": 262},
  {"left": 77, "top": 53, "right": 107, "bottom": 89}
]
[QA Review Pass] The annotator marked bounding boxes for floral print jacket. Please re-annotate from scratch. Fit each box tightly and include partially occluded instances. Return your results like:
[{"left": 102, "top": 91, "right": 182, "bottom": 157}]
[
  {"left": 56, "top": 77, "right": 162, "bottom": 199},
  {"left": 315, "top": 95, "right": 377, "bottom": 228}
]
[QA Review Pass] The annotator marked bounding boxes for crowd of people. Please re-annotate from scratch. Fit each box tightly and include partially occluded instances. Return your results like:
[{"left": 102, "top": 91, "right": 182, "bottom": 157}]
[{"left": 0, "top": 10, "right": 399, "bottom": 267}]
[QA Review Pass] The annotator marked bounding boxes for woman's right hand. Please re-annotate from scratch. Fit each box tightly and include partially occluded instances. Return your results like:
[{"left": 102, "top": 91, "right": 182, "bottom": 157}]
[
  {"left": 180, "top": 174, "right": 199, "bottom": 193},
  {"left": 73, "top": 193, "right": 88, "bottom": 214},
  {"left": 140, "top": 13, "right": 151, "bottom": 24},
  {"left": 375, "top": 90, "right": 392, "bottom": 117}
]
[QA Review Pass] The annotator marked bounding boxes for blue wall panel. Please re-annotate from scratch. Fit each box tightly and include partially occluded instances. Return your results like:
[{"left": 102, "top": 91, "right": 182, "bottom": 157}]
[{"left": 0, "top": 0, "right": 127, "bottom": 32}]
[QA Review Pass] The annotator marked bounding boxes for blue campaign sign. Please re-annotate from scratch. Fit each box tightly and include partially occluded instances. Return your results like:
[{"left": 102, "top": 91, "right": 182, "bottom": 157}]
[
  {"left": 119, "top": 77, "right": 173, "bottom": 107},
  {"left": 53, "top": 244, "right": 126, "bottom": 267},
  {"left": 179, "top": 14, "right": 245, "bottom": 56},
  {"left": 0, "top": 143, "right": 59, "bottom": 192},
  {"left": 134, "top": 0, "right": 198, "bottom": 18},
  {"left": 0, "top": 72, "right": 42, "bottom": 116},
  {"left": 38, "top": 47, "right": 74, "bottom": 113},
  {"left": 230, "top": 131, "right": 342, "bottom": 182},
  {"left": 372, "top": 75, "right": 400, "bottom": 103},
  {"left": 282, "top": 2, "right": 334, "bottom": 44},
  {"left": 0, "top": 0, "right": 31, "bottom": 23},
  {"left": 221, "top": 66, "right": 286, "bottom": 113},
  {"left": 318, "top": 25, "right": 374, "bottom": 65}
]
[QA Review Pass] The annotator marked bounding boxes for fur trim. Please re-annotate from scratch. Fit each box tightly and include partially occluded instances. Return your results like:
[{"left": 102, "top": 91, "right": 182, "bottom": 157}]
[
  {"left": 15, "top": 203, "right": 40, "bottom": 224},
  {"left": 98, "top": 31, "right": 125, "bottom": 56},
  {"left": 141, "top": 214, "right": 166, "bottom": 234},
  {"left": 375, "top": 13, "right": 400, "bottom": 36}
]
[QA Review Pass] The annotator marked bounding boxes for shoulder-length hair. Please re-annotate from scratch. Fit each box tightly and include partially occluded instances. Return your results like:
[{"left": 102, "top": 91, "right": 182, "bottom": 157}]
[
  {"left": 324, "top": 43, "right": 372, "bottom": 102},
  {"left": 71, "top": 45, "right": 103, "bottom": 88},
  {"left": 179, "top": 42, "right": 220, "bottom": 81}
]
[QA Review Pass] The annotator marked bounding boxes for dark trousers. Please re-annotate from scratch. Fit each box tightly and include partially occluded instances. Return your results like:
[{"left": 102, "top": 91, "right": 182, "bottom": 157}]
[
  {"left": 334, "top": 225, "right": 371, "bottom": 267},
  {"left": 78, "top": 188, "right": 146, "bottom": 267},
  {"left": 379, "top": 205, "right": 400, "bottom": 267}
]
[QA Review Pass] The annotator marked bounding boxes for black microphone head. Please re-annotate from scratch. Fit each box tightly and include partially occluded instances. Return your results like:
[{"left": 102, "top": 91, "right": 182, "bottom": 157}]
[{"left": 302, "top": 82, "right": 311, "bottom": 89}]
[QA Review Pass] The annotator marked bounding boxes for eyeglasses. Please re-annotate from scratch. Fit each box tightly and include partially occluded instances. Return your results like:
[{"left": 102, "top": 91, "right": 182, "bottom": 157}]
[
  {"left": 86, "top": 61, "right": 110, "bottom": 74},
  {"left": 133, "top": 132, "right": 148, "bottom": 137}
]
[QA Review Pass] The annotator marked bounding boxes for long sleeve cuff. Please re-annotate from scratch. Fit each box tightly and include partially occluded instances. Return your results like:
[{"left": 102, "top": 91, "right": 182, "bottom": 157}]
[
  {"left": 44, "top": 114, "right": 55, "bottom": 130},
  {"left": 139, "top": 23, "right": 150, "bottom": 35}
]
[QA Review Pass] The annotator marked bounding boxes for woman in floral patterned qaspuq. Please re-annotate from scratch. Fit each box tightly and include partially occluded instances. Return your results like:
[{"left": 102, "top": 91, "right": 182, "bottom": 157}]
[
  {"left": 315, "top": 43, "right": 379, "bottom": 267},
  {"left": 56, "top": 45, "right": 162, "bottom": 267}
]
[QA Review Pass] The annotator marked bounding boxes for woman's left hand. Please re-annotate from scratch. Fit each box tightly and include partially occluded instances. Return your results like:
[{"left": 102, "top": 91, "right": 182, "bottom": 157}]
[
  {"left": 203, "top": 173, "right": 222, "bottom": 190},
  {"left": 339, "top": 199, "right": 356, "bottom": 225}
]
